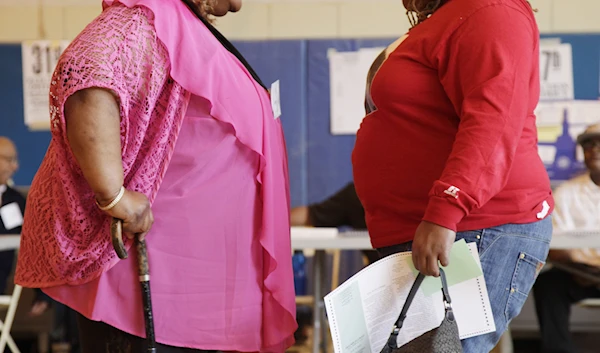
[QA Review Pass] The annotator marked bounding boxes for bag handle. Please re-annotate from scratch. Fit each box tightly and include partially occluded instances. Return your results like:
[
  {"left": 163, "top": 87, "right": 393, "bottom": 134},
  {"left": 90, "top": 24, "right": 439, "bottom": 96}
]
[
  {"left": 394, "top": 268, "right": 452, "bottom": 331},
  {"left": 381, "top": 268, "right": 453, "bottom": 352}
]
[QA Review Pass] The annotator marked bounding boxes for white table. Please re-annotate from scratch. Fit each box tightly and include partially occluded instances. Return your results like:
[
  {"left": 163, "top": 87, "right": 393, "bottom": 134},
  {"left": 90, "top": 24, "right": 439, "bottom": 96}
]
[
  {"left": 550, "top": 231, "right": 600, "bottom": 249},
  {"left": 0, "top": 236, "right": 20, "bottom": 252},
  {"left": 291, "top": 227, "right": 371, "bottom": 353},
  {"left": 8, "top": 228, "right": 596, "bottom": 353},
  {"left": 291, "top": 228, "right": 600, "bottom": 353},
  {"left": 291, "top": 228, "right": 371, "bottom": 250}
]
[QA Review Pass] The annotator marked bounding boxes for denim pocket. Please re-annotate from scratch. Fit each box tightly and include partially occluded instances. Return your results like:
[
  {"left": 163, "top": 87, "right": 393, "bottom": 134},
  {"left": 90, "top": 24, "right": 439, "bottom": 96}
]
[{"left": 504, "top": 252, "right": 546, "bottom": 322}]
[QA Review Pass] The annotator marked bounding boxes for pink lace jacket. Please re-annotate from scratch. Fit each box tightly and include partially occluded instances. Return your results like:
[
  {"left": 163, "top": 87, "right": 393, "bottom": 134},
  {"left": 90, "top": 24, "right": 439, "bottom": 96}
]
[
  {"left": 17, "top": 5, "right": 189, "bottom": 286},
  {"left": 16, "top": 0, "right": 296, "bottom": 349}
]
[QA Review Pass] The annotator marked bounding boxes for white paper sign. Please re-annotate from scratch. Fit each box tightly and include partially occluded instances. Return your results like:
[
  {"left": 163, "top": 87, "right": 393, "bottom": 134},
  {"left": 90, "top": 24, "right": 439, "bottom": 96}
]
[
  {"left": 22, "top": 40, "right": 70, "bottom": 130},
  {"left": 270, "top": 80, "right": 281, "bottom": 119},
  {"left": 539, "top": 43, "right": 574, "bottom": 101},
  {"left": 329, "top": 47, "right": 384, "bottom": 135},
  {"left": 536, "top": 100, "right": 600, "bottom": 134},
  {"left": 0, "top": 203, "right": 23, "bottom": 230},
  {"left": 538, "top": 145, "right": 557, "bottom": 164}
]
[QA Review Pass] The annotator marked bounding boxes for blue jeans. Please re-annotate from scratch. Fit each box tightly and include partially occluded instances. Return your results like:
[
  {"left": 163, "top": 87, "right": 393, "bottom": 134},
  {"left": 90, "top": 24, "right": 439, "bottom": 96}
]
[{"left": 377, "top": 217, "right": 552, "bottom": 353}]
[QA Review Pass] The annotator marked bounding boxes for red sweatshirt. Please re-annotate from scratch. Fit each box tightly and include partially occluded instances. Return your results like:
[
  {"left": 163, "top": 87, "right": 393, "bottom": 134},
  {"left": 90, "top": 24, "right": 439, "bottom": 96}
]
[{"left": 352, "top": 0, "right": 554, "bottom": 249}]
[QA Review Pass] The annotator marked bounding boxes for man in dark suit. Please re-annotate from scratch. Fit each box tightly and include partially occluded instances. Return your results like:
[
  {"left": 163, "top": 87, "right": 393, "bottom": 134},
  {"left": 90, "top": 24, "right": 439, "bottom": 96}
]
[
  {"left": 0, "top": 137, "right": 25, "bottom": 295},
  {"left": 0, "top": 137, "right": 80, "bottom": 351}
]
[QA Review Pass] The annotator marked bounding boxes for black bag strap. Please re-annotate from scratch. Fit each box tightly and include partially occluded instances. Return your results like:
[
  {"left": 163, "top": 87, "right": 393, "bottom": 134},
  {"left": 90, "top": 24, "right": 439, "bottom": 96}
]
[
  {"left": 381, "top": 268, "right": 454, "bottom": 352},
  {"left": 395, "top": 268, "right": 452, "bottom": 330}
]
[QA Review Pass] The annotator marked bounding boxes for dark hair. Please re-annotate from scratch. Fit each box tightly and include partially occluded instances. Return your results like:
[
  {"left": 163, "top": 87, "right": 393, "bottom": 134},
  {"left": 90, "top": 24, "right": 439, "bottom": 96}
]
[
  {"left": 406, "top": 0, "right": 447, "bottom": 27},
  {"left": 181, "top": 0, "right": 216, "bottom": 22},
  {"left": 364, "top": 49, "right": 387, "bottom": 114},
  {"left": 406, "top": 0, "right": 536, "bottom": 27}
]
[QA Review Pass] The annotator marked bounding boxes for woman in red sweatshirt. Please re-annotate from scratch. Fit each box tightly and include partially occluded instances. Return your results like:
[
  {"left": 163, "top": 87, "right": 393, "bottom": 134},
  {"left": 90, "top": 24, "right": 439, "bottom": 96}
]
[{"left": 352, "top": 0, "right": 553, "bottom": 351}]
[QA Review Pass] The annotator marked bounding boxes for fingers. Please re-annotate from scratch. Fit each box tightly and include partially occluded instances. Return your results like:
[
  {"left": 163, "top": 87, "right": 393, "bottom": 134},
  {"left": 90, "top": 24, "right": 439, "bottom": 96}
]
[
  {"left": 427, "top": 255, "right": 440, "bottom": 277},
  {"left": 412, "top": 221, "right": 457, "bottom": 277},
  {"left": 413, "top": 244, "right": 444, "bottom": 277},
  {"left": 415, "top": 253, "right": 440, "bottom": 277},
  {"left": 108, "top": 190, "right": 154, "bottom": 240},
  {"left": 122, "top": 208, "right": 154, "bottom": 238},
  {"left": 124, "top": 231, "right": 135, "bottom": 240},
  {"left": 137, "top": 210, "right": 153, "bottom": 241},
  {"left": 412, "top": 251, "right": 423, "bottom": 273},
  {"left": 438, "top": 249, "right": 450, "bottom": 268}
]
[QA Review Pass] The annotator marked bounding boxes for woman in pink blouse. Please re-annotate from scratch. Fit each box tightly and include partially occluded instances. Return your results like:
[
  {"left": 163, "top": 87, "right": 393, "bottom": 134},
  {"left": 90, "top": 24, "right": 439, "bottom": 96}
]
[{"left": 15, "top": 0, "right": 297, "bottom": 352}]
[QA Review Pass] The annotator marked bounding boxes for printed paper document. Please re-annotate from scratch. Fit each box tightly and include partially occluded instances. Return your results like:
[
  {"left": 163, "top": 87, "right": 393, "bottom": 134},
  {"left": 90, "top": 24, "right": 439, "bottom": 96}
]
[{"left": 324, "top": 241, "right": 495, "bottom": 353}]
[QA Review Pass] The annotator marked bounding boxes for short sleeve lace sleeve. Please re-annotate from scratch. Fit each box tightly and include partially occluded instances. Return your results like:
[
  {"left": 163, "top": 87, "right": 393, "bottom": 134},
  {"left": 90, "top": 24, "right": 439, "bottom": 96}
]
[{"left": 50, "top": 4, "right": 157, "bottom": 134}]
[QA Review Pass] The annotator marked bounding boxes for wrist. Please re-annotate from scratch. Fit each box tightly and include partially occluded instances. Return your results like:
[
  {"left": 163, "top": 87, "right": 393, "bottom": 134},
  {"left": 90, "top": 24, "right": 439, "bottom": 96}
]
[
  {"left": 95, "top": 186, "right": 125, "bottom": 210},
  {"left": 422, "top": 196, "right": 466, "bottom": 232},
  {"left": 421, "top": 220, "right": 455, "bottom": 233}
]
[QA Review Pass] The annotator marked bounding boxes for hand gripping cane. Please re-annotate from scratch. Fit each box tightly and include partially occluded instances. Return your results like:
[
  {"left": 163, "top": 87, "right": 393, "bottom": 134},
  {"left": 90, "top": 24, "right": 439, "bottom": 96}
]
[{"left": 111, "top": 218, "right": 157, "bottom": 352}]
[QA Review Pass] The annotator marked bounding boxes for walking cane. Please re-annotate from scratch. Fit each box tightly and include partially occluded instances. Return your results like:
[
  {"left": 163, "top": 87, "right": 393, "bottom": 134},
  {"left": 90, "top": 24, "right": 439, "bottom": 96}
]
[{"left": 111, "top": 217, "right": 157, "bottom": 353}]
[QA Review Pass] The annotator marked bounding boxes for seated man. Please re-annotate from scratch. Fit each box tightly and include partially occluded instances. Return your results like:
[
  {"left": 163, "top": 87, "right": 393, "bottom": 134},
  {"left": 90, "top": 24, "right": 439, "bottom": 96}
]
[
  {"left": 0, "top": 137, "right": 80, "bottom": 351},
  {"left": 533, "top": 123, "right": 600, "bottom": 353},
  {"left": 0, "top": 138, "right": 49, "bottom": 310},
  {"left": 291, "top": 182, "right": 378, "bottom": 263},
  {"left": 0, "top": 137, "right": 25, "bottom": 294}
]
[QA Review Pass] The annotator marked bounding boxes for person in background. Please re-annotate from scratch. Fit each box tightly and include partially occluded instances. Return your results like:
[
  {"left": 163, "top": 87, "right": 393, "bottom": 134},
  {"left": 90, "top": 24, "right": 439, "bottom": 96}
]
[
  {"left": 352, "top": 0, "right": 553, "bottom": 351},
  {"left": 290, "top": 35, "right": 407, "bottom": 263},
  {"left": 0, "top": 137, "right": 24, "bottom": 295},
  {"left": 533, "top": 123, "right": 600, "bottom": 353},
  {"left": 0, "top": 137, "right": 81, "bottom": 351},
  {"left": 289, "top": 36, "right": 406, "bottom": 345},
  {"left": 292, "top": 183, "right": 377, "bottom": 263},
  {"left": 291, "top": 182, "right": 364, "bottom": 230},
  {"left": 290, "top": 182, "right": 372, "bottom": 344},
  {"left": 15, "top": 0, "right": 296, "bottom": 351},
  {"left": 290, "top": 34, "right": 409, "bottom": 261}
]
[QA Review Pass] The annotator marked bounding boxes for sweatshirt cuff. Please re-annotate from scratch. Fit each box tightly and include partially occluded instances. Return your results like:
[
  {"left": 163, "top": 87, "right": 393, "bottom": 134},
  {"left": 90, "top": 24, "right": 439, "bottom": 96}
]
[{"left": 422, "top": 196, "right": 467, "bottom": 232}]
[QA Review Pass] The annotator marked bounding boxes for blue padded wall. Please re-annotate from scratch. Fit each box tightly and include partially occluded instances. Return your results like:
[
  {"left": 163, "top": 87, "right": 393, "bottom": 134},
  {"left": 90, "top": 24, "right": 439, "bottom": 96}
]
[
  {"left": 233, "top": 40, "right": 307, "bottom": 206},
  {"left": 0, "top": 44, "right": 52, "bottom": 186},
  {"left": 305, "top": 39, "right": 394, "bottom": 204},
  {"left": 1, "top": 34, "right": 600, "bottom": 198}
]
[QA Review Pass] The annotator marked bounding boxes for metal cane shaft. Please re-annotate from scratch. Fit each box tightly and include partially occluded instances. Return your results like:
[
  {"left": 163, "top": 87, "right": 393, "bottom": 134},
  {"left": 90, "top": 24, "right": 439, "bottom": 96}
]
[
  {"left": 110, "top": 218, "right": 157, "bottom": 352},
  {"left": 136, "top": 238, "right": 157, "bottom": 352}
]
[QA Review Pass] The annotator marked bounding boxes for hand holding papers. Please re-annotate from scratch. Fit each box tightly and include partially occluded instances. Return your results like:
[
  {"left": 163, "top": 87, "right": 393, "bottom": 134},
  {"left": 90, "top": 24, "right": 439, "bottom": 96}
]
[
  {"left": 410, "top": 239, "right": 483, "bottom": 297},
  {"left": 324, "top": 241, "right": 495, "bottom": 353}
]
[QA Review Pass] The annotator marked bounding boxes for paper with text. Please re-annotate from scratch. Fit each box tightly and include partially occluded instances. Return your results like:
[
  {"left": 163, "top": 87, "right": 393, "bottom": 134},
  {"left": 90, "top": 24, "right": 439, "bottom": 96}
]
[
  {"left": 22, "top": 40, "right": 70, "bottom": 130},
  {"left": 539, "top": 42, "right": 574, "bottom": 101},
  {"left": 324, "top": 242, "right": 495, "bottom": 353},
  {"left": 329, "top": 47, "right": 384, "bottom": 135}
]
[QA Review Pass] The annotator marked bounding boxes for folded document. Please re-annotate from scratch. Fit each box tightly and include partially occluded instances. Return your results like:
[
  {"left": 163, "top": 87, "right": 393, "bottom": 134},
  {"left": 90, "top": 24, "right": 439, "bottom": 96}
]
[{"left": 324, "top": 241, "right": 495, "bottom": 353}]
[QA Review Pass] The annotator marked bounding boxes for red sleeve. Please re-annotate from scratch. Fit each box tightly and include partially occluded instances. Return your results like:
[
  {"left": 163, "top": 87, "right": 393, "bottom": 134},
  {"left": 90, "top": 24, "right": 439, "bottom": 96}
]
[{"left": 422, "top": 4, "right": 538, "bottom": 231}]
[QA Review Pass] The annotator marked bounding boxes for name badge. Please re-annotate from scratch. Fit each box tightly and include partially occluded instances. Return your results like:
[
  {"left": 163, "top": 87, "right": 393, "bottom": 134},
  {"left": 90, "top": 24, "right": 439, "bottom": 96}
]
[
  {"left": 270, "top": 80, "right": 281, "bottom": 119},
  {"left": 0, "top": 203, "right": 23, "bottom": 230}
]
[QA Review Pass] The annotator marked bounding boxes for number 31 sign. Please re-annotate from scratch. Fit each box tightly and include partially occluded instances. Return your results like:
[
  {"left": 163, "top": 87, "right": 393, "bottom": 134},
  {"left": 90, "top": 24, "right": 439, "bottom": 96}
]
[
  {"left": 539, "top": 43, "right": 574, "bottom": 102},
  {"left": 21, "top": 40, "right": 70, "bottom": 130}
]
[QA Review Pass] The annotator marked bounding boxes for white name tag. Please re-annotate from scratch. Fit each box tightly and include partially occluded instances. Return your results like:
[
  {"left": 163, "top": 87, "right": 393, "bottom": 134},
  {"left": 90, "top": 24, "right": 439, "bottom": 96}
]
[
  {"left": 270, "top": 80, "right": 281, "bottom": 119},
  {"left": 0, "top": 203, "right": 23, "bottom": 230}
]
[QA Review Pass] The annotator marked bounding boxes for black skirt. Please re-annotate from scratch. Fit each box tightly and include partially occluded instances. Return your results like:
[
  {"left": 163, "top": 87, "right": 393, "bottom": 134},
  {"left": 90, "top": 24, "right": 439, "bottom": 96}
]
[{"left": 76, "top": 314, "right": 216, "bottom": 353}]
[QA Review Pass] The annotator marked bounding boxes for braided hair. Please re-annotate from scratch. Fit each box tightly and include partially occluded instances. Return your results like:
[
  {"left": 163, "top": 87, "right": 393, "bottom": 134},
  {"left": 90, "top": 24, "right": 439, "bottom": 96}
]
[
  {"left": 181, "top": 0, "right": 217, "bottom": 22},
  {"left": 406, "top": 0, "right": 536, "bottom": 27},
  {"left": 405, "top": 0, "right": 447, "bottom": 27}
]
